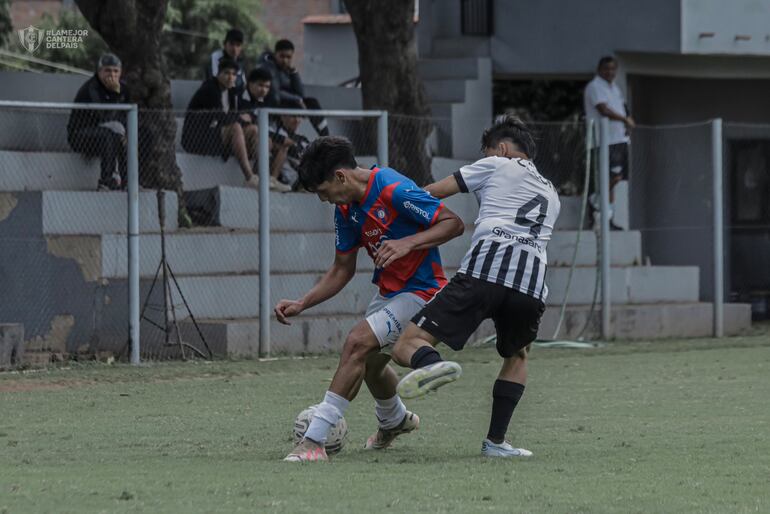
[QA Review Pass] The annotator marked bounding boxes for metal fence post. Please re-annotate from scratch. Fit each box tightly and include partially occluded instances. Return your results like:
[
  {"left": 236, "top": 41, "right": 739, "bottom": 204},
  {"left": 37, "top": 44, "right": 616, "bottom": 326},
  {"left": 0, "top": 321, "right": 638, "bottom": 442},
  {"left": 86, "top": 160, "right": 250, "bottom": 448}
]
[
  {"left": 712, "top": 118, "right": 724, "bottom": 337},
  {"left": 258, "top": 109, "right": 271, "bottom": 357},
  {"left": 127, "top": 105, "right": 140, "bottom": 364},
  {"left": 377, "top": 111, "right": 388, "bottom": 167},
  {"left": 599, "top": 117, "right": 611, "bottom": 339}
]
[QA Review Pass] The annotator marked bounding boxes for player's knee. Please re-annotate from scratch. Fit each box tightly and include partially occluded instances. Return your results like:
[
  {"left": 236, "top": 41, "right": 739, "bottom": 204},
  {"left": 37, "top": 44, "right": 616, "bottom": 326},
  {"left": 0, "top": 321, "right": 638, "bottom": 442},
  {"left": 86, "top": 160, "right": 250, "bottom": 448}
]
[
  {"left": 391, "top": 340, "right": 411, "bottom": 368},
  {"left": 342, "top": 328, "right": 377, "bottom": 364}
]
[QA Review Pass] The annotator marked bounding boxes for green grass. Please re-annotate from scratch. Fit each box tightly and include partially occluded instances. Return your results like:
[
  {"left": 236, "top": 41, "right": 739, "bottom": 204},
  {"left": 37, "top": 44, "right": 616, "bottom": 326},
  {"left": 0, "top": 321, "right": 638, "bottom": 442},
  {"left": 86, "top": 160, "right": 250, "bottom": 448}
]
[{"left": 1, "top": 333, "right": 769, "bottom": 513}]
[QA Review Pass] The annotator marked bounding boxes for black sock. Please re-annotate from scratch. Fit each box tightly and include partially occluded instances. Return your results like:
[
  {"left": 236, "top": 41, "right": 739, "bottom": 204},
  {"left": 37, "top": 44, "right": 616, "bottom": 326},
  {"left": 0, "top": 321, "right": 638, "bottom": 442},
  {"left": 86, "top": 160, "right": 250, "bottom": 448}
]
[
  {"left": 487, "top": 380, "right": 525, "bottom": 444},
  {"left": 409, "top": 346, "right": 442, "bottom": 369}
]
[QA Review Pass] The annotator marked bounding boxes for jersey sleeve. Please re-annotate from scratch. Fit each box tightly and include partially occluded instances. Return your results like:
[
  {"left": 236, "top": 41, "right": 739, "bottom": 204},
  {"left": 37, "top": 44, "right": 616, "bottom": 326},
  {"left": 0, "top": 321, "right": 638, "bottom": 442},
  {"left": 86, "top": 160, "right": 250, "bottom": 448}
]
[
  {"left": 454, "top": 157, "right": 499, "bottom": 193},
  {"left": 585, "top": 81, "right": 608, "bottom": 108},
  {"left": 334, "top": 207, "right": 360, "bottom": 253},
  {"left": 391, "top": 183, "right": 443, "bottom": 227}
]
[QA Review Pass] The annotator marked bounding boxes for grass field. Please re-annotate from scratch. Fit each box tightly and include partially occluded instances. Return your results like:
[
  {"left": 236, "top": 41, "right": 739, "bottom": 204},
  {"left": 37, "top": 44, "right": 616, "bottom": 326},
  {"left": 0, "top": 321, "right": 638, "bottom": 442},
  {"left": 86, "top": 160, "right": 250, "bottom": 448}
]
[{"left": 1, "top": 331, "right": 769, "bottom": 513}]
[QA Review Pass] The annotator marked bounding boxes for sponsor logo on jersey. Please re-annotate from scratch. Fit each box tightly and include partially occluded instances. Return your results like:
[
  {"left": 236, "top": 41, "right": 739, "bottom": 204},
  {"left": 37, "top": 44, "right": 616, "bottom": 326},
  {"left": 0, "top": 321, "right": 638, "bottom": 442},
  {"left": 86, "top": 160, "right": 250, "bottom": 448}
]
[
  {"left": 492, "top": 226, "right": 543, "bottom": 252},
  {"left": 365, "top": 228, "right": 382, "bottom": 237},
  {"left": 403, "top": 201, "right": 430, "bottom": 221}
]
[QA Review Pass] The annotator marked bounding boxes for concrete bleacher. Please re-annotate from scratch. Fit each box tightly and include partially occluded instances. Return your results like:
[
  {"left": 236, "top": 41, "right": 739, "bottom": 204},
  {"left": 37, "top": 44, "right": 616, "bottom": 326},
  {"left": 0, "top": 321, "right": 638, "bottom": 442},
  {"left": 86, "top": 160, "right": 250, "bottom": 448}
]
[
  {"left": 0, "top": 69, "right": 752, "bottom": 356},
  {"left": 0, "top": 146, "right": 752, "bottom": 358}
]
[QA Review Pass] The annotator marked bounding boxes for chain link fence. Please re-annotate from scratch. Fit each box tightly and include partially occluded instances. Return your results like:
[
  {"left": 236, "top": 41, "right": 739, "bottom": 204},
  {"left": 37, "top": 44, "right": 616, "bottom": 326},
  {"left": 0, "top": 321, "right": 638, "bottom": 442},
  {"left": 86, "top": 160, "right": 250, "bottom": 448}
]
[{"left": 2, "top": 100, "right": 757, "bottom": 366}]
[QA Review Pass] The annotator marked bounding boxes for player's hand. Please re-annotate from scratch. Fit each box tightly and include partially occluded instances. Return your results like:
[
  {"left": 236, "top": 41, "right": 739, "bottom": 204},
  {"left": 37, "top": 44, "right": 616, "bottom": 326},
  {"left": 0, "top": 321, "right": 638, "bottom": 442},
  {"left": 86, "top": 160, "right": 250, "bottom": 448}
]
[
  {"left": 374, "top": 239, "right": 415, "bottom": 269},
  {"left": 624, "top": 116, "right": 636, "bottom": 129},
  {"left": 274, "top": 299, "right": 304, "bottom": 325}
]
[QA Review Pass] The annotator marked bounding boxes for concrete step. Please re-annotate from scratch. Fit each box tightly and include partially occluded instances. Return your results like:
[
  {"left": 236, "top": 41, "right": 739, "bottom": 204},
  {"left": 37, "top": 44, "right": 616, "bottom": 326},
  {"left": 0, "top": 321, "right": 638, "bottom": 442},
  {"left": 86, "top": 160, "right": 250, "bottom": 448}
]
[
  {"left": 180, "top": 302, "right": 752, "bottom": 356},
  {"left": 182, "top": 185, "right": 481, "bottom": 232},
  {"left": 0, "top": 150, "right": 380, "bottom": 193},
  {"left": 83, "top": 227, "right": 641, "bottom": 281},
  {"left": 430, "top": 36, "right": 491, "bottom": 58},
  {"left": 540, "top": 302, "right": 753, "bottom": 341},
  {"left": 0, "top": 190, "right": 177, "bottom": 236},
  {"left": 418, "top": 58, "right": 480, "bottom": 80},
  {"left": 423, "top": 78, "right": 467, "bottom": 103},
  {"left": 160, "top": 263, "right": 699, "bottom": 321}
]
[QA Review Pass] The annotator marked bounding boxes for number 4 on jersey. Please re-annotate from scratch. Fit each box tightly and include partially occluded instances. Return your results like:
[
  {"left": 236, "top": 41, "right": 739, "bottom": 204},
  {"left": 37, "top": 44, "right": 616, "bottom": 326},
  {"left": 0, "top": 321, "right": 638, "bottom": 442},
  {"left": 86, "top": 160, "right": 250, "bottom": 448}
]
[{"left": 515, "top": 195, "right": 548, "bottom": 237}]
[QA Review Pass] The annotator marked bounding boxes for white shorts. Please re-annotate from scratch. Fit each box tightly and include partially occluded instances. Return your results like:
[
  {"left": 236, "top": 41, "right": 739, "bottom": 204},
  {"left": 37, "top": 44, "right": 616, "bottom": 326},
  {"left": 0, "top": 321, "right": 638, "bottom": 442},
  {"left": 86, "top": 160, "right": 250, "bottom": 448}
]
[{"left": 365, "top": 292, "right": 426, "bottom": 351}]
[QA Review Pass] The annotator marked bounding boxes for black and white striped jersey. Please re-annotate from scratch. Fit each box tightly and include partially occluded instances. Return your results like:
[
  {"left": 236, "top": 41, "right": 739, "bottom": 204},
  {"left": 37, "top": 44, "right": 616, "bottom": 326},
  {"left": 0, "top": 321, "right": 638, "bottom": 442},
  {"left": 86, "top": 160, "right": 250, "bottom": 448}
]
[{"left": 453, "top": 156, "right": 561, "bottom": 301}]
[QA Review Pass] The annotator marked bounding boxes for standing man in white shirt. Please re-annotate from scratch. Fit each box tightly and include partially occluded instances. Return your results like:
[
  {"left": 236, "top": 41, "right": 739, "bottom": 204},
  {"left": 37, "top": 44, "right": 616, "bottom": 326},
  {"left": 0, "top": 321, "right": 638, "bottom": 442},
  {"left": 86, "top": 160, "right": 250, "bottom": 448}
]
[{"left": 584, "top": 56, "right": 635, "bottom": 230}]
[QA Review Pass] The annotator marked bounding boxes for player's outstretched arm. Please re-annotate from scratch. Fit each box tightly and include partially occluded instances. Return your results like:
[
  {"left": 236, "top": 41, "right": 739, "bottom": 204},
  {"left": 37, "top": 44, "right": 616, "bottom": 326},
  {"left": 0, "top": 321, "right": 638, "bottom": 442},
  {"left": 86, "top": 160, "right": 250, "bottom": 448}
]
[
  {"left": 424, "top": 174, "right": 461, "bottom": 199},
  {"left": 274, "top": 250, "right": 357, "bottom": 325},
  {"left": 374, "top": 207, "right": 464, "bottom": 269}
]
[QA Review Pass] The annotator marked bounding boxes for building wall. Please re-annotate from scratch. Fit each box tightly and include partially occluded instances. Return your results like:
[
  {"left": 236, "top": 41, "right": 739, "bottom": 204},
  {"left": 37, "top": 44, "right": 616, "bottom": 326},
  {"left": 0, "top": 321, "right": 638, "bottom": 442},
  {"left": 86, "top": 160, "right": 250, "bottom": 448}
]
[
  {"left": 302, "top": 21, "right": 358, "bottom": 86},
  {"left": 259, "top": 0, "right": 332, "bottom": 72},
  {"left": 629, "top": 76, "right": 770, "bottom": 125},
  {"left": 681, "top": 0, "right": 770, "bottom": 55},
  {"left": 9, "top": 0, "right": 62, "bottom": 29}
]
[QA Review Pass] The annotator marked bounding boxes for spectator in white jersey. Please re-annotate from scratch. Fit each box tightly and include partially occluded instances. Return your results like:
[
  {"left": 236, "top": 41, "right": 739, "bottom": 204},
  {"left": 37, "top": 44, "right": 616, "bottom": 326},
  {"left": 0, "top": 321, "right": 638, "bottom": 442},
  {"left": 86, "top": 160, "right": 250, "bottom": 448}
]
[
  {"left": 206, "top": 29, "right": 247, "bottom": 94},
  {"left": 392, "top": 115, "right": 561, "bottom": 459},
  {"left": 584, "top": 55, "right": 635, "bottom": 229}
]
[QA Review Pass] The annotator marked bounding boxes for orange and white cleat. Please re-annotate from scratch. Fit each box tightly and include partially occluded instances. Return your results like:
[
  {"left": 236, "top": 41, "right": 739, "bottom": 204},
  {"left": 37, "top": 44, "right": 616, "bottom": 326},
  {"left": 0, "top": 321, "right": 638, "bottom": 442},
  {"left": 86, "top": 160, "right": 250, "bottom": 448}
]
[
  {"left": 364, "top": 411, "right": 420, "bottom": 450},
  {"left": 283, "top": 438, "right": 329, "bottom": 463}
]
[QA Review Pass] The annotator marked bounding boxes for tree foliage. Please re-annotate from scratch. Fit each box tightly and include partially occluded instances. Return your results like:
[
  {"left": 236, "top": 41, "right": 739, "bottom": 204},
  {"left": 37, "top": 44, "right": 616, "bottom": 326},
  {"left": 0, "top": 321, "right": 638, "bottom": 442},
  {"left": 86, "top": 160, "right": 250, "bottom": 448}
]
[
  {"left": 8, "top": 0, "right": 269, "bottom": 79},
  {"left": 163, "top": 0, "right": 270, "bottom": 79},
  {"left": 0, "top": 0, "right": 12, "bottom": 48},
  {"left": 343, "top": 0, "right": 433, "bottom": 185}
]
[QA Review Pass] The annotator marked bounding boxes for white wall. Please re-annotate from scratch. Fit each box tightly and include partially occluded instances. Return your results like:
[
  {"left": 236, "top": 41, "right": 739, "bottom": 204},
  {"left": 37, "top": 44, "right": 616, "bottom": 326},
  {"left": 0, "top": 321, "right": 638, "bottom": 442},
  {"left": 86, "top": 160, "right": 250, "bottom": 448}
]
[{"left": 682, "top": 0, "right": 770, "bottom": 55}]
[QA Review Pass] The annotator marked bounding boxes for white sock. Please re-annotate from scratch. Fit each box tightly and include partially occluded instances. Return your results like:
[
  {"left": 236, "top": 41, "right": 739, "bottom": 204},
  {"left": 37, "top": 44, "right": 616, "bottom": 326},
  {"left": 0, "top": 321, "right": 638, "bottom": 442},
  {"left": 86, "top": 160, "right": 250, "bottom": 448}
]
[
  {"left": 375, "top": 395, "right": 407, "bottom": 430},
  {"left": 304, "top": 391, "right": 349, "bottom": 444}
]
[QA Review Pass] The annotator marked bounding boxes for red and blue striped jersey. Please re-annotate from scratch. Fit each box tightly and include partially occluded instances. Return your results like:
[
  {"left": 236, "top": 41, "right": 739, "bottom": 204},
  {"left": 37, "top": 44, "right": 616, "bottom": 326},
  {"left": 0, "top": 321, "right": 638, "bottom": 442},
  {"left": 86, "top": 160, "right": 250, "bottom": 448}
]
[{"left": 335, "top": 167, "right": 447, "bottom": 301}]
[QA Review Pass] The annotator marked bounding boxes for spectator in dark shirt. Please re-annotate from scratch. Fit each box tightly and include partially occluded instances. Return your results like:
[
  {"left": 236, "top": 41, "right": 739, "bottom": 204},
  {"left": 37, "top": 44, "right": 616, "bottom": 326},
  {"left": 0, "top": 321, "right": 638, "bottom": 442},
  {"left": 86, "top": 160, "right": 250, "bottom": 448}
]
[
  {"left": 239, "top": 67, "right": 276, "bottom": 122},
  {"left": 67, "top": 53, "right": 130, "bottom": 191},
  {"left": 270, "top": 98, "right": 311, "bottom": 191},
  {"left": 182, "top": 56, "right": 259, "bottom": 189},
  {"left": 258, "top": 39, "right": 329, "bottom": 137},
  {"left": 206, "top": 29, "right": 247, "bottom": 94}
]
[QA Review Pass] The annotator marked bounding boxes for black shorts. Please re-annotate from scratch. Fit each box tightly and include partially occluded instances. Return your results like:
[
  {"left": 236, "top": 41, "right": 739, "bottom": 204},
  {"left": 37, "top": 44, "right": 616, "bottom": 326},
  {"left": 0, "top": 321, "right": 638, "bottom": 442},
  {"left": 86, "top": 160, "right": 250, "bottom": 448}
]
[
  {"left": 609, "top": 142, "right": 629, "bottom": 179},
  {"left": 590, "top": 142, "right": 629, "bottom": 180},
  {"left": 412, "top": 273, "right": 545, "bottom": 358}
]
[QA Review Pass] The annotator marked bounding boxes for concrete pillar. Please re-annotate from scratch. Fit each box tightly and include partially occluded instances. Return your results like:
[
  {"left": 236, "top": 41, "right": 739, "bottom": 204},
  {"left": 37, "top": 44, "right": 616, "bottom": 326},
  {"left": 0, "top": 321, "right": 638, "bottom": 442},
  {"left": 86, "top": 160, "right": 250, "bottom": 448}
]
[{"left": 0, "top": 324, "right": 24, "bottom": 368}]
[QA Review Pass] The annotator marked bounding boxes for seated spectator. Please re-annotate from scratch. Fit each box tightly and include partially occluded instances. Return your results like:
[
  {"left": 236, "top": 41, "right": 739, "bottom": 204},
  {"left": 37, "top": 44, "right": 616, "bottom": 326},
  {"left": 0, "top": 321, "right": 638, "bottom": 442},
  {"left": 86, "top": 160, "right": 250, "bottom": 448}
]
[
  {"left": 239, "top": 67, "right": 276, "bottom": 121},
  {"left": 258, "top": 39, "right": 329, "bottom": 137},
  {"left": 270, "top": 99, "right": 311, "bottom": 191},
  {"left": 182, "top": 56, "right": 259, "bottom": 189},
  {"left": 206, "top": 29, "right": 247, "bottom": 94},
  {"left": 67, "top": 53, "right": 130, "bottom": 191}
]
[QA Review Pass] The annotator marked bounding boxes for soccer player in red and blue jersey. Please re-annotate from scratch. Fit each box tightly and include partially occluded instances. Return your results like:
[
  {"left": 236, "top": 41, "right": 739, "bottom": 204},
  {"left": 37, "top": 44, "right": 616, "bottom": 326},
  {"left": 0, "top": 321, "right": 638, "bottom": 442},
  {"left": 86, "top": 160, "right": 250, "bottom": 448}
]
[{"left": 275, "top": 136, "right": 464, "bottom": 462}]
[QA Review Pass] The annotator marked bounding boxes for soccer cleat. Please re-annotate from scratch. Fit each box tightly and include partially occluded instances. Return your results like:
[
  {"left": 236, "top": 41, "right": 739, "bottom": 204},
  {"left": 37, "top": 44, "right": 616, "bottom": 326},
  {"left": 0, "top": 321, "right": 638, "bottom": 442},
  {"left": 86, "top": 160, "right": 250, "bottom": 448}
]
[
  {"left": 396, "top": 361, "right": 462, "bottom": 399},
  {"left": 481, "top": 439, "right": 533, "bottom": 458},
  {"left": 283, "top": 438, "right": 328, "bottom": 463},
  {"left": 364, "top": 411, "right": 420, "bottom": 450}
]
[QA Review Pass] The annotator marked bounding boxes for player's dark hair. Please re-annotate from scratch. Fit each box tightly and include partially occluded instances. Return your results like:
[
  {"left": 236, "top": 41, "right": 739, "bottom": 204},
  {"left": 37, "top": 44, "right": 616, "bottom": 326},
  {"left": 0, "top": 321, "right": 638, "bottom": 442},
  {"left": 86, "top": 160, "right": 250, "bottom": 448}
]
[
  {"left": 224, "top": 29, "right": 244, "bottom": 44},
  {"left": 481, "top": 115, "right": 537, "bottom": 159},
  {"left": 275, "top": 39, "right": 295, "bottom": 53},
  {"left": 597, "top": 55, "right": 616, "bottom": 69},
  {"left": 217, "top": 56, "right": 239, "bottom": 73},
  {"left": 247, "top": 67, "right": 272, "bottom": 83},
  {"left": 298, "top": 136, "right": 357, "bottom": 192}
]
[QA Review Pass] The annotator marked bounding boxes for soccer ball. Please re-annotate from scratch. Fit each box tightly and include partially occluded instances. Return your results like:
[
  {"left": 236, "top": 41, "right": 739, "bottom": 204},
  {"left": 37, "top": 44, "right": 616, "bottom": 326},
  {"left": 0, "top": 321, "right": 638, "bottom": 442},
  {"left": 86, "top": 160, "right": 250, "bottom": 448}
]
[{"left": 293, "top": 405, "right": 349, "bottom": 455}]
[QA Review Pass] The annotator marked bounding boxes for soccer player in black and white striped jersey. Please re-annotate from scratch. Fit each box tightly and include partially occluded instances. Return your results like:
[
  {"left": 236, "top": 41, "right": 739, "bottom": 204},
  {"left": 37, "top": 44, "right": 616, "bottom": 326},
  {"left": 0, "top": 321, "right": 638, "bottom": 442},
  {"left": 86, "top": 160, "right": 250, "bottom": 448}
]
[{"left": 392, "top": 115, "right": 561, "bottom": 458}]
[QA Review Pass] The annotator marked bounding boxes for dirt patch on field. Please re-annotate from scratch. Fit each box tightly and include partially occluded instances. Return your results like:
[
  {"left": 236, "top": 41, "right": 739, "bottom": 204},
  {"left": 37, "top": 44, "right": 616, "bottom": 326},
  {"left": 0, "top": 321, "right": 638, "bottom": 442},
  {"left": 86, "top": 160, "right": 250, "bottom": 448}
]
[{"left": 0, "top": 379, "right": 97, "bottom": 393}]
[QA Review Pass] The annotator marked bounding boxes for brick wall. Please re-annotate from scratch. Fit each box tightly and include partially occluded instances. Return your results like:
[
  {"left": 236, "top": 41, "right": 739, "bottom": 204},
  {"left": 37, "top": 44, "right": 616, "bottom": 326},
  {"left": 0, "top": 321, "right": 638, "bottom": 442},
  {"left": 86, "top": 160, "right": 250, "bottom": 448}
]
[
  {"left": 259, "top": 0, "right": 332, "bottom": 72},
  {"left": 10, "top": 1, "right": 62, "bottom": 29}
]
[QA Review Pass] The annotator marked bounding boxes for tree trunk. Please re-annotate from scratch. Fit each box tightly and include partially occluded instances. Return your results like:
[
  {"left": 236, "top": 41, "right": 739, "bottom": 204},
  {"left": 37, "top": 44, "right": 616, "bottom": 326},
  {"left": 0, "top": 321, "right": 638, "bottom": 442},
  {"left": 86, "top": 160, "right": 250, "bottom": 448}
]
[
  {"left": 343, "top": 0, "right": 433, "bottom": 185},
  {"left": 75, "top": 0, "right": 185, "bottom": 202}
]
